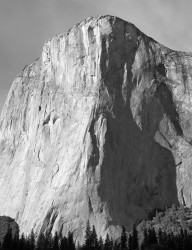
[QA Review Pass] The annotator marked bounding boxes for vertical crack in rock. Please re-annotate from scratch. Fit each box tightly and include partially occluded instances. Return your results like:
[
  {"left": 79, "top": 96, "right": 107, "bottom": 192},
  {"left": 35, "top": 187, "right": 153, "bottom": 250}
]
[
  {"left": 50, "top": 164, "right": 60, "bottom": 185},
  {"left": 180, "top": 188, "right": 186, "bottom": 207},
  {"left": 88, "top": 118, "right": 100, "bottom": 170},
  {"left": 88, "top": 197, "right": 93, "bottom": 214}
]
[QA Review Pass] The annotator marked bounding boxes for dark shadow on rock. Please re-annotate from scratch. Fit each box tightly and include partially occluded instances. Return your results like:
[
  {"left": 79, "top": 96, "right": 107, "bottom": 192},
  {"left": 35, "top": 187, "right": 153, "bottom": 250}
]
[
  {"left": 40, "top": 208, "right": 57, "bottom": 236},
  {"left": 96, "top": 19, "right": 179, "bottom": 232},
  {"left": 157, "top": 83, "right": 183, "bottom": 137},
  {"left": 156, "top": 63, "right": 167, "bottom": 77}
]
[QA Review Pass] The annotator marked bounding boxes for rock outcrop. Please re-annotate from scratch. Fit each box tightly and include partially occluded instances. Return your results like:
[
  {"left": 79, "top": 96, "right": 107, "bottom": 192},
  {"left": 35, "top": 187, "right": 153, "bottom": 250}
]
[
  {"left": 0, "top": 15, "right": 192, "bottom": 242},
  {"left": 0, "top": 216, "right": 19, "bottom": 242}
]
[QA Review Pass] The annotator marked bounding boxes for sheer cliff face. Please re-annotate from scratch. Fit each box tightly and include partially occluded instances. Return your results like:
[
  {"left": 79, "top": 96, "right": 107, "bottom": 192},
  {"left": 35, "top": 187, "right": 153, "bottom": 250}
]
[{"left": 0, "top": 15, "right": 192, "bottom": 242}]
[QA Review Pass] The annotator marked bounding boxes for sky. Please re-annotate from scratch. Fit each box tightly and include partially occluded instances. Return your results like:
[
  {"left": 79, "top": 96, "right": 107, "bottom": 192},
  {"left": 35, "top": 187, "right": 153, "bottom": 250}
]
[{"left": 0, "top": 0, "right": 192, "bottom": 113}]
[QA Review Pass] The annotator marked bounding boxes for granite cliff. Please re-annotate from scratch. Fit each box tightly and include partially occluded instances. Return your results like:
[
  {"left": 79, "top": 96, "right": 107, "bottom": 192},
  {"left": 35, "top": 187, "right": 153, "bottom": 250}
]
[{"left": 0, "top": 15, "right": 192, "bottom": 242}]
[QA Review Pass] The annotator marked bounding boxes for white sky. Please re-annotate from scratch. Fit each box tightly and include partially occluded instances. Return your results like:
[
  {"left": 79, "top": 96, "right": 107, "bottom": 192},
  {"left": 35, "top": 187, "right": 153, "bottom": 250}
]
[{"left": 0, "top": 0, "right": 192, "bottom": 112}]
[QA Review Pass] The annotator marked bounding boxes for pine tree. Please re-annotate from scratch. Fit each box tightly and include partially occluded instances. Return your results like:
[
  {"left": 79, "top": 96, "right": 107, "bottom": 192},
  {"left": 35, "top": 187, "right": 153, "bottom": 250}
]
[
  {"left": 183, "top": 229, "right": 191, "bottom": 250},
  {"left": 114, "top": 241, "right": 120, "bottom": 250},
  {"left": 98, "top": 236, "right": 103, "bottom": 250},
  {"left": 90, "top": 226, "right": 98, "bottom": 249},
  {"left": 120, "top": 226, "right": 127, "bottom": 250},
  {"left": 12, "top": 229, "right": 20, "bottom": 250},
  {"left": 158, "top": 228, "right": 163, "bottom": 246},
  {"left": 176, "top": 229, "right": 184, "bottom": 250},
  {"left": 60, "top": 236, "right": 68, "bottom": 250},
  {"left": 83, "top": 221, "right": 92, "bottom": 250},
  {"left": 109, "top": 237, "right": 114, "bottom": 250},
  {"left": 25, "top": 235, "right": 32, "bottom": 250},
  {"left": 2, "top": 228, "right": 12, "bottom": 250},
  {"left": 128, "top": 235, "right": 132, "bottom": 250},
  {"left": 132, "top": 225, "right": 138, "bottom": 250},
  {"left": 103, "top": 234, "right": 111, "bottom": 250},
  {"left": 53, "top": 232, "right": 59, "bottom": 250},
  {"left": 18, "top": 233, "right": 26, "bottom": 250},
  {"left": 36, "top": 232, "right": 45, "bottom": 250},
  {"left": 148, "top": 228, "right": 157, "bottom": 245},
  {"left": 48, "top": 233, "right": 54, "bottom": 250},
  {"left": 28, "top": 229, "right": 35, "bottom": 250},
  {"left": 68, "top": 231, "right": 75, "bottom": 250},
  {"left": 141, "top": 228, "right": 148, "bottom": 250},
  {"left": 167, "top": 231, "right": 174, "bottom": 250}
]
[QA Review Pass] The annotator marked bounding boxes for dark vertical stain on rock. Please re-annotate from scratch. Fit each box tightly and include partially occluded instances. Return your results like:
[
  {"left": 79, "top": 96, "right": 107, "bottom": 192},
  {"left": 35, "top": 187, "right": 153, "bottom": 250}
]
[
  {"left": 157, "top": 83, "right": 183, "bottom": 136},
  {"left": 88, "top": 118, "right": 100, "bottom": 169}
]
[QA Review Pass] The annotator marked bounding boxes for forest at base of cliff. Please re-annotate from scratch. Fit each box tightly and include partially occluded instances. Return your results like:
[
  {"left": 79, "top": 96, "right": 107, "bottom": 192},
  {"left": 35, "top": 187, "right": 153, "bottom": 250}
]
[{"left": 1, "top": 205, "right": 192, "bottom": 250}]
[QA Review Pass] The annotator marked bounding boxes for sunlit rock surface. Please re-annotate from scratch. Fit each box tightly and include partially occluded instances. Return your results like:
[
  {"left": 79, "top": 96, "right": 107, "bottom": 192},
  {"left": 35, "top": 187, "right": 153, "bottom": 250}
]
[{"left": 0, "top": 15, "right": 192, "bottom": 242}]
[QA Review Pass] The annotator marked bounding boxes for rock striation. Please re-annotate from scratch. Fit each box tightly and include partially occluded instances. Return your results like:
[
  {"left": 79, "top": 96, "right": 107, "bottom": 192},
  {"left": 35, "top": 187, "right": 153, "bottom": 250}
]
[{"left": 0, "top": 15, "right": 192, "bottom": 242}]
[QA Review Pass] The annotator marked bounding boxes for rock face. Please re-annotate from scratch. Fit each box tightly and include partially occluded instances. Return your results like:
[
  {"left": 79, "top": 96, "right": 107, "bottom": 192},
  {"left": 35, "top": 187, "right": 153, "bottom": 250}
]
[{"left": 0, "top": 15, "right": 192, "bottom": 242}]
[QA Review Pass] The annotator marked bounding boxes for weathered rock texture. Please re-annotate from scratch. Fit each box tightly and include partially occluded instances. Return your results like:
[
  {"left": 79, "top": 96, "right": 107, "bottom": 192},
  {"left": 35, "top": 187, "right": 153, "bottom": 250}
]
[{"left": 0, "top": 15, "right": 192, "bottom": 242}]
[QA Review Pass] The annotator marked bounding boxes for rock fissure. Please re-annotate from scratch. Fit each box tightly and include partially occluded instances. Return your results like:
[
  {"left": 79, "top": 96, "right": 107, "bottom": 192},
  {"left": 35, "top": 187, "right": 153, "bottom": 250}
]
[
  {"left": 88, "top": 118, "right": 100, "bottom": 169},
  {"left": 50, "top": 164, "right": 60, "bottom": 185}
]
